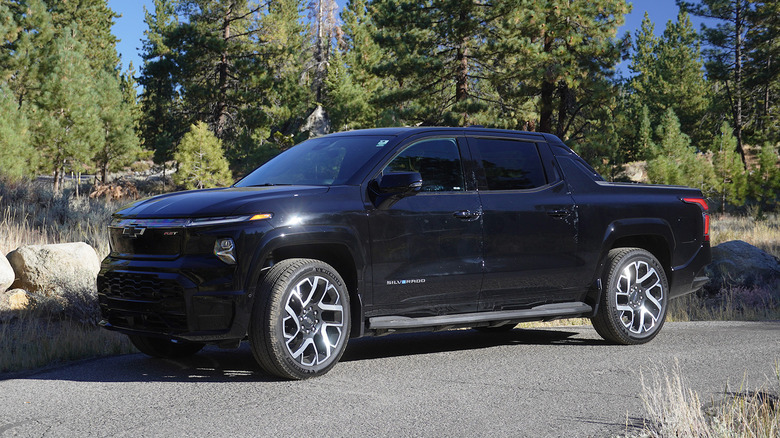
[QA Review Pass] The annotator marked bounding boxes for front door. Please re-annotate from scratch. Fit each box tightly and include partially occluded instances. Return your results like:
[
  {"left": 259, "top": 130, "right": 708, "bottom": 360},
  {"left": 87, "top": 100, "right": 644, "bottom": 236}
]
[{"left": 367, "top": 136, "right": 483, "bottom": 317}]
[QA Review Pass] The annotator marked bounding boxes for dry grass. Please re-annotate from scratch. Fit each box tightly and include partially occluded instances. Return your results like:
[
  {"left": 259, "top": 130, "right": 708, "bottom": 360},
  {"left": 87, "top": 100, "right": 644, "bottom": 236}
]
[
  {"left": 633, "top": 361, "right": 780, "bottom": 438},
  {"left": 668, "top": 281, "right": 780, "bottom": 322},
  {"left": 710, "top": 213, "right": 780, "bottom": 259},
  {"left": 0, "top": 312, "right": 136, "bottom": 374},
  {"left": 0, "top": 179, "right": 121, "bottom": 258}
]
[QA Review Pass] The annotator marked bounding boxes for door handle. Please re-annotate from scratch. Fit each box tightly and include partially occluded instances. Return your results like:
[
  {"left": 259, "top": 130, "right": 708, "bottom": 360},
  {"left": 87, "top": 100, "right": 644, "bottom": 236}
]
[
  {"left": 546, "top": 209, "right": 571, "bottom": 219},
  {"left": 453, "top": 210, "right": 481, "bottom": 220}
]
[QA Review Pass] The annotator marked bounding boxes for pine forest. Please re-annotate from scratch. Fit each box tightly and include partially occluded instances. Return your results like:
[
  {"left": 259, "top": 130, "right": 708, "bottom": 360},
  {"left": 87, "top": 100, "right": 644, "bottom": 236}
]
[{"left": 0, "top": 0, "right": 778, "bottom": 212}]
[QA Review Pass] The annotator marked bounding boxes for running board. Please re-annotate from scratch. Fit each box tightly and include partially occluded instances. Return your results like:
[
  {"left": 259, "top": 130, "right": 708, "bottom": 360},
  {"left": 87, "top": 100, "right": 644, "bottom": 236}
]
[{"left": 369, "top": 302, "right": 593, "bottom": 330}]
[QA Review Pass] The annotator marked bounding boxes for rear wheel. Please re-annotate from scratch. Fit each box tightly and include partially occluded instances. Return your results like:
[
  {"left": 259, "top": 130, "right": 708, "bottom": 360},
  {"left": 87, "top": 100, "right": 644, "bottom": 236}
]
[
  {"left": 250, "top": 259, "right": 351, "bottom": 380},
  {"left": 129, "top": 334, "right": 204, "bottom": 358},
  {"left": 592, "top": 248, "right": 668, "bottom": 345}
]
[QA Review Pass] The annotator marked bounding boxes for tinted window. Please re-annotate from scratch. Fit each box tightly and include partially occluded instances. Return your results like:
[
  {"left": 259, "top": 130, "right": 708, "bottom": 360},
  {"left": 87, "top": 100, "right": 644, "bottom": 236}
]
[
  {"left": 235, "top": 135, "right": 391, "bottom": 186},
  {"left": 471, "top": 138, "right": 547, "bottom": 190},
  {"left": 383, "top": 138, "right": 465, "bottom": 192}
]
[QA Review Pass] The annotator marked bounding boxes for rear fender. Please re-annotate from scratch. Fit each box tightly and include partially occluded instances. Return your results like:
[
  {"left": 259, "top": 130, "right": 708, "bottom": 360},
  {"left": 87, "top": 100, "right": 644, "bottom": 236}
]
[{"left": 585, "top": 218, "right": 675, "bottom": 311}]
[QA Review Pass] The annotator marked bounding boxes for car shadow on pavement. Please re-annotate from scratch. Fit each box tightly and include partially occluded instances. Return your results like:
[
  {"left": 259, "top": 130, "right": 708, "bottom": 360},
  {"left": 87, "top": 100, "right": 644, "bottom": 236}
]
[
  {"left": 340, "top": 327, "right": 609, "bottom": 362},
  {"left": 8, "top": 326, "right": 608, "bottom": 383}
]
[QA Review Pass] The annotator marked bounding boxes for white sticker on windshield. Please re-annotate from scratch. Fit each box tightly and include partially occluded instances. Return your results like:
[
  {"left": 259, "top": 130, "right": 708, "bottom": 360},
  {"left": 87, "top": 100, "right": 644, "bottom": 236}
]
[{"left": 376, "top": 139, "right": 389, "bottom": 147}]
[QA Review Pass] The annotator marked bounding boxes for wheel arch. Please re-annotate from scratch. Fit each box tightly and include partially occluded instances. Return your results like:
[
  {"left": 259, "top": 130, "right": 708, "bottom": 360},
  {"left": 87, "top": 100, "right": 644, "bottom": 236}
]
[
  {"left": 586, "top": 219, "right": 675, "bottom": 312},
  {"left": 245, "top": 226, "right": 366, "bottom": 338}
]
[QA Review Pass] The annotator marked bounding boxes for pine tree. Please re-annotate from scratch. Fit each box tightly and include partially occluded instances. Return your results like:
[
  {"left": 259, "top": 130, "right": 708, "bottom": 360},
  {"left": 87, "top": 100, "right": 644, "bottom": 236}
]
[
  {"left": 33, "top": 28, "right": 102, "bottom": 191},
  {"left": 629, "top": 11, "right": 710, "bottom": 148},
  {"left": 371, "top": 0, "right": 497, "bottom": 125},
  {"left": 712, "top": 121, "right": 747, "bottom": 209},
  {"left": 249, "top": 0, "right": 311, "bottom": 144},
  {"left": 44, "top": 0, "right": 121, "bottom": 73},
  {"left": 325, "top": 0, "right": 388, "bottom": 130},
  {"left": 656, "top": 11, "right": 711, "bottom": 146},
  {"left": 637, "top": 105, "right": 655, "bottom": 161},
  {"left": 173, "top": 122, "right": 233, "bottom": 189},
  {"left": 138, "top": 0, "right": 183, "bottom": 174},
  {"left": 744, "top": 0, "right": 779, "bottom": 144},
  {"left": 678, "top": 0, "right": 752, "bottom": 165},
  {"left": 93, "top": 70, "right": 140, "bottom": 183},
  {"left": 647, "top": 108, "right": 715, "bottom": 193},
  {"left": 748, "top": 142, "right": 780, "bottom": 208},
  {"left": 0, "top": 84, "right": 34, "bottom": 179},
  {"left": 169, "top": 0, "right": 263, "bottom": 140}
]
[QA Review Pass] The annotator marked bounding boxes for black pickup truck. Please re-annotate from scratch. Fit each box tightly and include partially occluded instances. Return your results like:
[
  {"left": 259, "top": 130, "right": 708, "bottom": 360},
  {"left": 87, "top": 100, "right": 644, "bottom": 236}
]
[{"left": 97, "top": 127, "right": 711, "bottom": 379}]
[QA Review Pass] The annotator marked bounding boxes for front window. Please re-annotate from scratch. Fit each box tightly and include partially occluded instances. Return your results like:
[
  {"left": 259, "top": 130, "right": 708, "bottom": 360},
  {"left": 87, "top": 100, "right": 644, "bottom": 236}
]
[
  {"left": 235, "top": 135, "right": 392, "bottom": 186},
  {"left": 382, "top": 138, "right": 465, "bottom": 192}
]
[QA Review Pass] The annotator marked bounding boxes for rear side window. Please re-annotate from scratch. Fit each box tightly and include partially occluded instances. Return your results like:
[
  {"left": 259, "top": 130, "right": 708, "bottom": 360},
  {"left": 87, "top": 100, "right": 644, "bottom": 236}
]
[
  {"left": 470, "top": 138, "right": 547, "bottom": 190},
  {"left": 383, "top": 138, "right": 465, "bottom": 192}
]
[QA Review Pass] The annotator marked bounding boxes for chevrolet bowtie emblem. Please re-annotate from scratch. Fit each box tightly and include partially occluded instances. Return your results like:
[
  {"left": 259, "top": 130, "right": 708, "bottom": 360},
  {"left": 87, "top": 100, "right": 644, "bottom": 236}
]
[{"left": 122, "top": 224, "right": 146, "bottom": 238}]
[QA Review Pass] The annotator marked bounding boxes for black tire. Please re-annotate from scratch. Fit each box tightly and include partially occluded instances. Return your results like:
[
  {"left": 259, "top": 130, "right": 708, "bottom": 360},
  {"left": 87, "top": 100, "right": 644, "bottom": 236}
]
[
  {"left": 250, "top": 258, "right": 351, "bottom": 380},
  {"left": 591, "top": 248, "right": 669, "bottom": 345},
  {"left": 128, "top": 334, "right": 205, "bottom": 358}
]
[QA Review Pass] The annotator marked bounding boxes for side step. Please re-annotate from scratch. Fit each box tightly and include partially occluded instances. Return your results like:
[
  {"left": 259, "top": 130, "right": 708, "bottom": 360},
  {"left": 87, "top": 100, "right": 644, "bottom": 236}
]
[{"left": 369, "top": 302, "right": 593, "bottom": 330}]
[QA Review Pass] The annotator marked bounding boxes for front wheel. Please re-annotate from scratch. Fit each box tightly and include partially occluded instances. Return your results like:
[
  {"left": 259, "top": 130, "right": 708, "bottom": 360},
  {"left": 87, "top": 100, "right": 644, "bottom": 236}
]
[
  {"left": 591, "top": 248, "right": 669, "bottom": 345},
  {"left": 128, "top": 334, "right": 205, "bottom": 358},
  {"left": 250, "top": 259, "right": 351, "bottom": 380}
]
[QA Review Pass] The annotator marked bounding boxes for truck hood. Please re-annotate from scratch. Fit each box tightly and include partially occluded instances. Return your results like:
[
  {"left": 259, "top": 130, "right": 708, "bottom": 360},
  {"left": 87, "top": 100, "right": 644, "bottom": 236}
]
[{"left": 113, "top": 186, "right": 330, "bottom": 219}]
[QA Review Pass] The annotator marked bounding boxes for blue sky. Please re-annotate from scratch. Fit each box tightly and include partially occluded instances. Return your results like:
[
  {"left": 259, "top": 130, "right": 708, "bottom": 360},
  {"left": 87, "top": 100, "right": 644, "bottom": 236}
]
[{"left": 108, "top": 0, "right": 702, "bottom": 78}]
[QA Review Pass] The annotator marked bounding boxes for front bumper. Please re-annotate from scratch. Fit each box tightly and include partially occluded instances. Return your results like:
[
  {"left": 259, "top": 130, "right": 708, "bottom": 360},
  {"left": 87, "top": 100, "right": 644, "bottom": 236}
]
[{"left": 97, "top": 256, "right": 253, "bottom": 343}]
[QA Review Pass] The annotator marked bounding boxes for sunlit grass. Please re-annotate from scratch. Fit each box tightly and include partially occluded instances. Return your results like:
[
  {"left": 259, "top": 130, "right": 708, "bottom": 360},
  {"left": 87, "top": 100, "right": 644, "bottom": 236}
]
[{"left": 629, "top": 361, "right": 780, "bottom": 438}]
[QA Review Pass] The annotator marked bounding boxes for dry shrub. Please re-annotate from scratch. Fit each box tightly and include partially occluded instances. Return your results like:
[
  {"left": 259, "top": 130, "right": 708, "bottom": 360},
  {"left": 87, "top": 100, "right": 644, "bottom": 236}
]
[
  {"left": 669, "top": 280, "right": 780, "bottom": 322},
  {"left": 638, "top": 361, "right": 780, "bottom": 438},
  {"left": 0, "top": 312, "right": 135, "bottom": 373},
  {"left": 89, "top": 181, "right": 139, "bottom": 201},
  {"left": 640, "top": 361, "right": 712, "bottom": 437}
]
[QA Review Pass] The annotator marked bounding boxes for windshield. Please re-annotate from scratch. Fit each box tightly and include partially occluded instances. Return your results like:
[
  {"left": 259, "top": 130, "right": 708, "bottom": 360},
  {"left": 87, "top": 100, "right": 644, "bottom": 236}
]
[{"left": 235, "top": 135, "right": 393, "bottom": 187}]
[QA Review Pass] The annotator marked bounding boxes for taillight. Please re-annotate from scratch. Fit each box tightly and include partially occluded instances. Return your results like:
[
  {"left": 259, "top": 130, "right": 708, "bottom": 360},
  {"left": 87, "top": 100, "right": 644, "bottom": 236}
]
[{"left": 682, "top": 198, "right": 709, "bottom": 241}]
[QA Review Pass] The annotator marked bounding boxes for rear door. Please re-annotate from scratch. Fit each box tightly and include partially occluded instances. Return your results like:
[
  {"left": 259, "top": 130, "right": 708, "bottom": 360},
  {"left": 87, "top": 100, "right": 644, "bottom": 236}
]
[
  {"left": 466, "top": 134, "right": 582, "bottom": 311},
  {"left": 367, "top": 134, "right": 483, "bottom": 317}
]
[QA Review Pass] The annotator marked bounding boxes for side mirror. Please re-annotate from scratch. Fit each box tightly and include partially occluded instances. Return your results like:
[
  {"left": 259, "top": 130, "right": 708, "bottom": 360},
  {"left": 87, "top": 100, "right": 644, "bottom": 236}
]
[{"left": 378, "top": 172, "right": 423, "bottom": 195}]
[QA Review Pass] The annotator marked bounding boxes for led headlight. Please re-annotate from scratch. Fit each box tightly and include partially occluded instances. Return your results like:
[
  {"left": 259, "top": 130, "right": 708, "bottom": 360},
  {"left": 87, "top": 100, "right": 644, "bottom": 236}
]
[{"left": 214, "top": 238, "right": 237, "bottom": 264}]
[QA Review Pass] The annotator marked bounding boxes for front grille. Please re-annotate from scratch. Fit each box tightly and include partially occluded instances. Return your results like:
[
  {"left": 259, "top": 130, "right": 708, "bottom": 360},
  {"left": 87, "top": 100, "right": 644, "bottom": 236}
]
[
  {"left": 98, "top": 271, "right": 190, "bottom": 333},
  {"left": 109, "top": 225, "right": 184, "bottom": 258},
  {"left": 100, "top": 271, "right": 183, "bottom": 301}
]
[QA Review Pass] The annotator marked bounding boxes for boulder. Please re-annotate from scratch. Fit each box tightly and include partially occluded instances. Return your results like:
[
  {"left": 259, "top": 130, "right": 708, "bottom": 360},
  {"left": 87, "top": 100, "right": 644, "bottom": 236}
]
[
  {"left": 704, "top": 240, "right": 780, "bottom": 294},
  {"left": 7, "top": 242, "right": 100, "bottom": 297},
  {"left": 0, "top": 253, "right": 13, "bottom": 292}
]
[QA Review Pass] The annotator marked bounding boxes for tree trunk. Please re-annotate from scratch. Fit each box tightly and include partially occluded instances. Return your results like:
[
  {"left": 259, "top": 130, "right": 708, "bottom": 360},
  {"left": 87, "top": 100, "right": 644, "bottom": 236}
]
[
  {"left": 539, "top": 35, "right": 554, "bottom": 133},
  {"left": 215, "top": 2, "right": 233, "bottom": 139},
  {"left": 733, "top": 0, "right": 746, "bottom": 166},
  {"left": 53, "top": 167, "right": 60, "bottom": 192},
  {"left": 555, "top": 82, "right": 569, "bottom": 138},
  {"left": 539, "top": 81, "right": 554, "bottom": 133}
]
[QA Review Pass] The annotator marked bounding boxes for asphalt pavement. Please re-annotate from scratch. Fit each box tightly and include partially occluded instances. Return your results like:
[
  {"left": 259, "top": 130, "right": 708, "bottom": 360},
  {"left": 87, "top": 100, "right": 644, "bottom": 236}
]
[{"left": 1, "top": 321, "right": 778, "bottom": 437}]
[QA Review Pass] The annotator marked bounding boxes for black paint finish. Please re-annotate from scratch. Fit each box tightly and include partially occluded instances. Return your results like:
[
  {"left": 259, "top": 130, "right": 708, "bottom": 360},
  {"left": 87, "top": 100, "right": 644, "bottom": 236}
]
[{"left": 97, "top": 127, "right": 711, "bottom": 344}]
